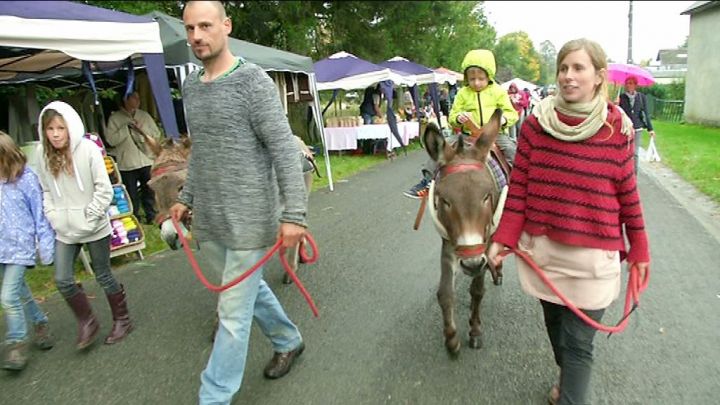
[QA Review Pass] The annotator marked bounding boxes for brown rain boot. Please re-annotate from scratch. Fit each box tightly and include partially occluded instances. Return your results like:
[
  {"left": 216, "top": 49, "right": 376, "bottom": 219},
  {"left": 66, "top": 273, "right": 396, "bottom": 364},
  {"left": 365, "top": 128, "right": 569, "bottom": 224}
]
[
  {"left": 2, "top": 341, "right": 28, "bottom": 371},
  {"left": 104, "top": 285, "right": 133, "bottom": 345},
  {"left": 64, "top": 284, "right": 100, "bottom": 350}
]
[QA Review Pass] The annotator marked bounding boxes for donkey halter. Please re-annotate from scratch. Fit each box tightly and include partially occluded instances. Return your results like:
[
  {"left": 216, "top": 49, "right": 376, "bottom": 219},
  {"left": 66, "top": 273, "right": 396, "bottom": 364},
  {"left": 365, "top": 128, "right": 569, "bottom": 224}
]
[{"left": 428, "top": 160, "right": 508, "bottom": 258}]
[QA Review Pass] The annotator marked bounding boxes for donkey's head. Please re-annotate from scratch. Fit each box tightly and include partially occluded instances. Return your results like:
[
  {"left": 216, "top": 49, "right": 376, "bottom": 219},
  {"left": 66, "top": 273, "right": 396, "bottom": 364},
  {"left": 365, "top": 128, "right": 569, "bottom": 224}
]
[
  {"left": 424, "top": 109, "right": 503, "bottom": 277},
  {"left": 148, "top": 134, "right": 192, "bottom": 220}
]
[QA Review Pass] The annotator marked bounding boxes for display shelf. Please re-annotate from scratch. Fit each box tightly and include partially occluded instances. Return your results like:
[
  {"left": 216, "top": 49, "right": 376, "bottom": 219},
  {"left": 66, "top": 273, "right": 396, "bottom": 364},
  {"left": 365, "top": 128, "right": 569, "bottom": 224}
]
[
  {"left": 78, "top": 155, "right": 146, "bottom": 274},
  {"left": 109, "top": 184, "right": 133, "bottom": 219}
]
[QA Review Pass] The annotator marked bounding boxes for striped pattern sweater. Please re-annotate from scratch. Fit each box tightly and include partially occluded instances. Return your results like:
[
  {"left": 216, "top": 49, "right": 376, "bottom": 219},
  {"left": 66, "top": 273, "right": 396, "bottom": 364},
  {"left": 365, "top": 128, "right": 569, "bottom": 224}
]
[{"left": 493, "top": 103, "right": 650, "bottom": 263}]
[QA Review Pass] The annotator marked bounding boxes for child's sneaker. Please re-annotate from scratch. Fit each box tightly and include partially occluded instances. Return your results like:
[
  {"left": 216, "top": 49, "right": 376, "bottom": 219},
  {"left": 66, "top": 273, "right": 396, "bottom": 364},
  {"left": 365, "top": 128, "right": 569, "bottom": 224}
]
[{"left": 403, "top": 177, "right": 431, "bottom": 199}]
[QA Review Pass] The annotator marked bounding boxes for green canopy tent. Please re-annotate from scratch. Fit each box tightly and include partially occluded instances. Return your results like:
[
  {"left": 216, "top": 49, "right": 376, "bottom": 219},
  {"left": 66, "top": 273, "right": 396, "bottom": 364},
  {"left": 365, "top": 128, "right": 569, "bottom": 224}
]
[{"left": 146, "top": 11, "right": 334, "bottom": 190}]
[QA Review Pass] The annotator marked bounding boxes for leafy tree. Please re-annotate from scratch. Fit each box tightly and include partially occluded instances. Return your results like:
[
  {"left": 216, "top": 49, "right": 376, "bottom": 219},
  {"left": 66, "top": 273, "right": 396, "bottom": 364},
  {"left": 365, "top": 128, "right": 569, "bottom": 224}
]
[
  {"left": 538, "top": 40, "right": 557, "bottom": 85},
  {"left": 83, "top": 1, "right": 182, "bottom": 17},
  {"left": 82, "top": 1, "right": 497, "bottom": 72},
  {"left": 495, "top": 32, "right": 541, "bottom": 83}
]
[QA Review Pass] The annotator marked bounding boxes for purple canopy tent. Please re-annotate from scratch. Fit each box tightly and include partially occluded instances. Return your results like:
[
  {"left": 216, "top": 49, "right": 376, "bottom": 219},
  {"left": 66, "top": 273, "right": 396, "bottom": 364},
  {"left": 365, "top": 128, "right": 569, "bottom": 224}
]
[
  {"left": 314, "top": 52, "right": 413, "bottom": 153},
  {"left": 0, "top": 1, "right": 179, "bottom": 138}
]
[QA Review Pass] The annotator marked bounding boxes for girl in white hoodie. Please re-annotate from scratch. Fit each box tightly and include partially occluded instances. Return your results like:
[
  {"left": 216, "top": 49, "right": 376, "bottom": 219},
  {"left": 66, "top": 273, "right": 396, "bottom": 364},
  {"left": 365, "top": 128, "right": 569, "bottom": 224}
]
[{"left": 36, "top": 101, "right": 133, "bottom": 350}]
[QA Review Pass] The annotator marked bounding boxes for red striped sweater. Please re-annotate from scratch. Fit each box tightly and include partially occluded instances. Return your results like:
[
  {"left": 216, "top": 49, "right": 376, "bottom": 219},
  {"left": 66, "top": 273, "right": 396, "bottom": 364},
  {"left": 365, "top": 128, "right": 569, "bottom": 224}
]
[{"left": 493, "top": 103, "right": 650, "bottom": 263}]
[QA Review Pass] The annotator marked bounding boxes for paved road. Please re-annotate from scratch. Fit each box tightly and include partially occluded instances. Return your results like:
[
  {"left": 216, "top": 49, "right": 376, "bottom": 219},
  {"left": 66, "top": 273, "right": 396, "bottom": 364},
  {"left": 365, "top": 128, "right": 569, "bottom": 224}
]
[{"left": 2, "top": 150, "right": 719, "bottom": 404}]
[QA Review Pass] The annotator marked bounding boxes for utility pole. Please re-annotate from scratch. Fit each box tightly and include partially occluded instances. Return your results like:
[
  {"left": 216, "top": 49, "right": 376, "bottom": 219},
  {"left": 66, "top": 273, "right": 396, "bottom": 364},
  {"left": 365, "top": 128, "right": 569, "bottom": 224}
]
[{"left": 627, "top": 0, "right": 634, "bottom": 64}]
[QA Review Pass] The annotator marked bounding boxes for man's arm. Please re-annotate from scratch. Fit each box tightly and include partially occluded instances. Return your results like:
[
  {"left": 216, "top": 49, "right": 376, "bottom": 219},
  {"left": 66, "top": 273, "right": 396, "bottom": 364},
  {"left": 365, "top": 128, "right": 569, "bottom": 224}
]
[{"left": 248, "top": 68, "right": 307, "bottom": 230}]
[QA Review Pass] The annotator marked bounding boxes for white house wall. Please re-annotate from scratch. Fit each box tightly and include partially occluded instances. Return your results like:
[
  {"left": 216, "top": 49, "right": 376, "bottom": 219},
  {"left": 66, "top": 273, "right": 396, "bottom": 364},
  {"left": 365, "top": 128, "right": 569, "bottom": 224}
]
[{"left": 684, "top": 6, "right": 720, "bottom": 126}]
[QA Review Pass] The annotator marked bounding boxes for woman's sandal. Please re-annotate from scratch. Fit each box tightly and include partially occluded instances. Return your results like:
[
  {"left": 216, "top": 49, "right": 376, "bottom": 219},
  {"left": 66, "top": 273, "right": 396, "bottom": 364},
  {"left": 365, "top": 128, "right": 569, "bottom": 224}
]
[{"left": 548, "top": 384, "right": 560, "bottom": 405}]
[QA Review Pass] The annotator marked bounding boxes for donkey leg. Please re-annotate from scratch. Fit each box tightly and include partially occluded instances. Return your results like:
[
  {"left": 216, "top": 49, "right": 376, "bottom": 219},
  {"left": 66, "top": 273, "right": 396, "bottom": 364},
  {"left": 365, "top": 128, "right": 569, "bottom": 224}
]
[
  {"left": 468, "top": 270, "right": 487, "bottom": 349},
  {"left": 438, "top": 241, "right": 460, "bottom": 354}
]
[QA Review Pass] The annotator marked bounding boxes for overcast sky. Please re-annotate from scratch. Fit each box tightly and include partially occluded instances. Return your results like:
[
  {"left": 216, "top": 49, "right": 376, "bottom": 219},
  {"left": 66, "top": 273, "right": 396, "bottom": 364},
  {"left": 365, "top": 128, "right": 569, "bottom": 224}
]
[{"left": 482, "top": 1, "right": 695, "bottom": 64}]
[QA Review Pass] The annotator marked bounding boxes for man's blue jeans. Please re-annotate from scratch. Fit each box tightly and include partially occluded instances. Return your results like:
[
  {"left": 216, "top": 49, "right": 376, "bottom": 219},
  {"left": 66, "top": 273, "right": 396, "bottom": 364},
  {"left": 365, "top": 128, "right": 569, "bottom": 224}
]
[
  {"left": 198, "top": 241, "right": 303, "bottom": 405},
  {"left": 1, "top": 264, "right": 49, "bottom": 343}
]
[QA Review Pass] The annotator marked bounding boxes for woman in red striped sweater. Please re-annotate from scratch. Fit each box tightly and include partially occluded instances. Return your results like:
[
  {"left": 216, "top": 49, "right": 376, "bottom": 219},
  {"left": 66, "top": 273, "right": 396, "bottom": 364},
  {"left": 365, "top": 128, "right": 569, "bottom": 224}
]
[{"left": 487, "top": 39, "right": 650, "bottom": 405}]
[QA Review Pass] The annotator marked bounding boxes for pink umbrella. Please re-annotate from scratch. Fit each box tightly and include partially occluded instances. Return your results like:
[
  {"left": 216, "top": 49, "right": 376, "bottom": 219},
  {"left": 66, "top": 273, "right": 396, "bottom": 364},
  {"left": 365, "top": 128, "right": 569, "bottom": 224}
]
[{"left": 607, "top": 63, "right": 655, "bottom": 86}]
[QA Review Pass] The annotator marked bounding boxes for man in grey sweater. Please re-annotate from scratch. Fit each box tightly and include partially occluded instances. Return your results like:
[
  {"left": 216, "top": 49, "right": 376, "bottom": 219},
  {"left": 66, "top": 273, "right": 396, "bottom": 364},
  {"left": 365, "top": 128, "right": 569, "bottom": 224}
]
[{"left": 173, "top": 2, "right": 307, "bottom": 404}]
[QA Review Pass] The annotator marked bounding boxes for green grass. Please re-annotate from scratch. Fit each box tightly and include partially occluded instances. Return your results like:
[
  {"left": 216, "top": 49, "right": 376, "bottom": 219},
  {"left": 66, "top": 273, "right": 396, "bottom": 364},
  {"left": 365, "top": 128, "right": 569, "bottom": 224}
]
[
  {"left": 648, "top": 121, "right": 720, "bottom": 203},
  {"left": 312, "top": 138, "right": 424, "bottom": 191},
  {"left": 23, "top": 140, "right": 424, "bottom": 303}
]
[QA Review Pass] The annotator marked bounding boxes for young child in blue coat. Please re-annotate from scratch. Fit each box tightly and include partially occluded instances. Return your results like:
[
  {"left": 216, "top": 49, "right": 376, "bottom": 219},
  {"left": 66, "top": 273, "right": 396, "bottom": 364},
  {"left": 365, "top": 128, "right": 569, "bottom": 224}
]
[{"left": 0, "top": 131, "right": 55, "bottom": 371}]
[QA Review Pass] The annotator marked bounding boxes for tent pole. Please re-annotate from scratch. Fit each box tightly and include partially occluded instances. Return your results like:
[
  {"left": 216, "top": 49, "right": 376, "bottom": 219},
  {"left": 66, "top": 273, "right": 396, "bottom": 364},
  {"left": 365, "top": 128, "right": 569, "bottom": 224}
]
[{"left": 308, "top": 73, "right": 334, "bottom": 191}]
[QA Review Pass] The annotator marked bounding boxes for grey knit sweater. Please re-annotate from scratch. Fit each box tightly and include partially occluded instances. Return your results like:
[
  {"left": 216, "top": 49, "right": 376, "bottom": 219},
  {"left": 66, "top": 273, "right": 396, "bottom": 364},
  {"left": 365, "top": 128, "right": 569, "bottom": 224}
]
[{"left": 178, "top": 61, "right": 307, "bottom": 250}]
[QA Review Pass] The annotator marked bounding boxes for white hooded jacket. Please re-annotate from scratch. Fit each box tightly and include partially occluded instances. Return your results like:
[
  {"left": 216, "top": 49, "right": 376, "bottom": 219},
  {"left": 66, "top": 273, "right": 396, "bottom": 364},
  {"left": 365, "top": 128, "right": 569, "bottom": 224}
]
[{"left": 36, "top": 101, "right": 113, "bottom": 244}]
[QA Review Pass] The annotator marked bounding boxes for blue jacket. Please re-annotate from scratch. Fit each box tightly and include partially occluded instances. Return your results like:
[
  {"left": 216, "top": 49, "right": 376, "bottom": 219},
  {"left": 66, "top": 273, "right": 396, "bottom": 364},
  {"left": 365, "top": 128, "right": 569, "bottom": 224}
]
[
  {"left": 0, "top": 166, "right": 55, "bottom": 266},
  {"left": 618, "top": 92, "right": 653, "bottom": 131}
]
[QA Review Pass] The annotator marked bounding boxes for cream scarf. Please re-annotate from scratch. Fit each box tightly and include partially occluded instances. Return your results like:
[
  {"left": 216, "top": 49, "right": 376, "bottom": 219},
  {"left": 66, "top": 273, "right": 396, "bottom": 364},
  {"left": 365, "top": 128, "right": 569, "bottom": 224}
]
[{"left": 533, "top": 94, "right": 633, "bottom": 142}]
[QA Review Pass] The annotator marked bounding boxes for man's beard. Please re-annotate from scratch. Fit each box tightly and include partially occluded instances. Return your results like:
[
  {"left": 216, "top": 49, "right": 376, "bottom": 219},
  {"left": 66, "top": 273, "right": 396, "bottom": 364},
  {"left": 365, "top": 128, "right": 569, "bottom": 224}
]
[{"left": 194, "top": 48, "right": 220, "bottom": 63}]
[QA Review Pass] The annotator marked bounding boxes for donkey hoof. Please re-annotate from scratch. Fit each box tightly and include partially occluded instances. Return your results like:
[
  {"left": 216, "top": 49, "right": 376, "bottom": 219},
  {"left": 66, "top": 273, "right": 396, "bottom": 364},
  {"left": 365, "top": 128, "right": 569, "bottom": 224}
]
[
  {"left": 445, "top": 337, "right": 461, "bottom": 355},
  {"left": 494, "top": 276, "right": 503, "bottom": 286},
  {"left": 468, "top": 335, "right": 483, "bottom": 349},
  {"left": 282, "top": 274, "right": 293, "bottom": 285}
]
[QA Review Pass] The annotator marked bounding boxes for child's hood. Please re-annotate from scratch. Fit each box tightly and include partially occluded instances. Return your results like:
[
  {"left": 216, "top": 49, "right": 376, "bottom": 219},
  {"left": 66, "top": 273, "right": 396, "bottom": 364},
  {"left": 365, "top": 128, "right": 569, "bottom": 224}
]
[
  {"left": 37, "top": 101, "right": 86, "bottom": 153},
  {"left": 461, "top": 50, "right": 496, "bottom": 82},
  {"left": 36, "top": 101, "right": 88, "bottom": 195}
]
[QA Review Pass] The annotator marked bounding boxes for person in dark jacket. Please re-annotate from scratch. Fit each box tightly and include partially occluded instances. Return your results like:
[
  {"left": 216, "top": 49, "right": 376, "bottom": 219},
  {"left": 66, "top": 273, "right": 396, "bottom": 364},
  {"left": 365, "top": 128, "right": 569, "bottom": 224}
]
[{"left": 618, "top": 76, "right": 655, "bottom": 173}]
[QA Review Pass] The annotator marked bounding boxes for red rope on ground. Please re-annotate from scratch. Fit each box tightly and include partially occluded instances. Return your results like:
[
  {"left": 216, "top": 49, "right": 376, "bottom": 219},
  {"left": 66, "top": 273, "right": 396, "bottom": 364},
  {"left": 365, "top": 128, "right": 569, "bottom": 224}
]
[
  {"left": 498, "top": 248, "right": 649, "bottom": 334},
  {"left": 172, "top": 219, "right": 320, "bottom": 317}
]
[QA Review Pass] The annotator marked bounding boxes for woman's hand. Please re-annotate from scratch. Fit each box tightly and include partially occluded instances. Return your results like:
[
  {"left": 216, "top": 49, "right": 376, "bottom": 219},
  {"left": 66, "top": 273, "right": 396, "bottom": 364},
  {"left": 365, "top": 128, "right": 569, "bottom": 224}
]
[
  {"left": 629, "top": 261, "right": 649, "bottom": 281},
  {"left": 486, "top": 242, "right": 506, "bottom": 269}
]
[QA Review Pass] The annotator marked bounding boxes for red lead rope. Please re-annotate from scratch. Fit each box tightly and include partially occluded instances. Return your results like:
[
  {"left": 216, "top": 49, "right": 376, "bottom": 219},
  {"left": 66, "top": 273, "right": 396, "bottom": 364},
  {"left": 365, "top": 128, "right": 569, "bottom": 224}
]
[
  {"left": 172, "top": 219, "right": 321, "bottom": 317},
  {"left": 498, "top": 248, "right": 650, "bottom": 334}
]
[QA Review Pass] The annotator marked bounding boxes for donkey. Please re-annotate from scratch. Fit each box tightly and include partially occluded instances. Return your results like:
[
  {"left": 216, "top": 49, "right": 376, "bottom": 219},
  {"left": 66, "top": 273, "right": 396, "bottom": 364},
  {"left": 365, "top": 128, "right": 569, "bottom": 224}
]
[
  {"left": 146, "top": 134, "right": 317, "bottom": 284},
  {"left": 423, "top": 109, "right": 507, "bottom": 354}
]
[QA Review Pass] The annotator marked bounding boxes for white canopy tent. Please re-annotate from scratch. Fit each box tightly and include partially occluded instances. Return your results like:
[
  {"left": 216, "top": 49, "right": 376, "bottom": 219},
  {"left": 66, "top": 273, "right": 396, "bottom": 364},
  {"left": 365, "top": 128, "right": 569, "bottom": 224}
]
[
  {"left": 501, "top": 77, "right": 538, "bottom": 92},
  {"left": 0, "top": 1, "right": 179, "bottom": 141}
]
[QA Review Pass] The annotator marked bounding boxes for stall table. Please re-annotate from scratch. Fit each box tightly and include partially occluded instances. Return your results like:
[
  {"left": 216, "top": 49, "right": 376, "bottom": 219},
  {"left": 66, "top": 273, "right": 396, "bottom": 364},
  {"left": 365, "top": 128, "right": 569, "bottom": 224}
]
[{"left": 324, "top": 121, "right": 420, "bottom": 151}]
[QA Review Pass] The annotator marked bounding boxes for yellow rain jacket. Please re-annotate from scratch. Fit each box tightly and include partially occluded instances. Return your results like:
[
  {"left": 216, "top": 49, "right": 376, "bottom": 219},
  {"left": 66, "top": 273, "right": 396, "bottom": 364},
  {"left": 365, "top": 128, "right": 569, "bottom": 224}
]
[{"left": 449, "top": 50, "right": 518, "bottom": 132}]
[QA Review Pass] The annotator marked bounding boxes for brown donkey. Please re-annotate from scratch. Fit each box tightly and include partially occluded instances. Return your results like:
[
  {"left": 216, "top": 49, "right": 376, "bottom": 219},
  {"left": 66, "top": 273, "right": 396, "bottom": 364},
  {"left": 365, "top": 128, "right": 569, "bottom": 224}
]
[
  {"left": 146, "top": 134, "right": 316, "bottom": 284},
  {"left": 423, "top": 109, "right": 506, "bottom": 354}
]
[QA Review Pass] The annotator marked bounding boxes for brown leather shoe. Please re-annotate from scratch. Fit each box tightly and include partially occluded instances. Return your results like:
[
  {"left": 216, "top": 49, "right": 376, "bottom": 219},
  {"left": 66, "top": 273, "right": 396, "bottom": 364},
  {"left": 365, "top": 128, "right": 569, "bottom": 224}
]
[
  {"left": 33, "top": 323, "right": 54, "bottom": 350},
  {"left": 263, "top": 342, "right": 305, "bottom": 379},
  {"left": 2, "top": 341, "right": 28, "bottom": 371}
]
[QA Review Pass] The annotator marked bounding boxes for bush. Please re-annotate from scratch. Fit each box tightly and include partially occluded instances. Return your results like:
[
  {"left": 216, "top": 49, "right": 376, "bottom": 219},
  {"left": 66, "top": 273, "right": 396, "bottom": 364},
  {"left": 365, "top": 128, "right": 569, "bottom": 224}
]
[{"left": 644, "top": 79, "right": 685, "bottom": 101}]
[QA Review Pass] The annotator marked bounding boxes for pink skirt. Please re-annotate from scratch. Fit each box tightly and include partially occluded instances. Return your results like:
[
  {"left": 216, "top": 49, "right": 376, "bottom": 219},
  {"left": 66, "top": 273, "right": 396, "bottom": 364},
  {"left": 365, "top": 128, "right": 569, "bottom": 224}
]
[{"left": 515, "top": 232, "right": 621, "bottom": 310}]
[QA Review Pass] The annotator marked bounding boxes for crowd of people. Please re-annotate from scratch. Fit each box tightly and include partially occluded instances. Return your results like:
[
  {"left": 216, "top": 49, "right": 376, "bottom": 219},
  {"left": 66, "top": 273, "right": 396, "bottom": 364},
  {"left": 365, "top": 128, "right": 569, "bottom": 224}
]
[{"left": 2, "top": 1, "right": 653, "bottom": 404}]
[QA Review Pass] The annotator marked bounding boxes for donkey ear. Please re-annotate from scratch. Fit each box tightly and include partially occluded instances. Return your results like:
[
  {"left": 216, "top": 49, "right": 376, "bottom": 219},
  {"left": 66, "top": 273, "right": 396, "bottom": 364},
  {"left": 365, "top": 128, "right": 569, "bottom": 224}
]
[
  {"left": 473, "top": 109, "right": 503, "bottom": 157},
  {"left": 423, "top": 122, "right": 444, "bottom": 162},
  {"left": 423, "top": 122, "right": 453, "bottom": 164}
]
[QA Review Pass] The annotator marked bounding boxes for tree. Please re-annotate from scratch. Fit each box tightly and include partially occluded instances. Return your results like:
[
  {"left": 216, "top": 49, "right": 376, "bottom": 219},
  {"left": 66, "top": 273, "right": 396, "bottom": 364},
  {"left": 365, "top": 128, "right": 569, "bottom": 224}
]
[
  {"left": 538, "top": 40, "right": 557, "bottom": 85},
  {"left": 84, "top": 1, "right": 182, "bottom": 17},
  {"left": 495, "top": 32, "right": 541, "bottom": 83},
  {"left": 83, "top": 1, "right": 497, "bottom": 72}
]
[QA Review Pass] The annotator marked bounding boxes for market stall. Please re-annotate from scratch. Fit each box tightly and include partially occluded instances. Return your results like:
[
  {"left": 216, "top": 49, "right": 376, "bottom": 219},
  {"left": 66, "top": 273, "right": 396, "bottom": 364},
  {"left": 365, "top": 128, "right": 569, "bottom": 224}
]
[
  {"left": 0, "top": 1, "right": 179, "bottom": 140},
  {"left": 314, "top": 51, "right": 418, "bottom": 154}
]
